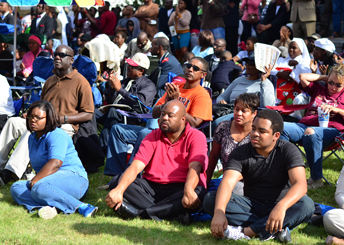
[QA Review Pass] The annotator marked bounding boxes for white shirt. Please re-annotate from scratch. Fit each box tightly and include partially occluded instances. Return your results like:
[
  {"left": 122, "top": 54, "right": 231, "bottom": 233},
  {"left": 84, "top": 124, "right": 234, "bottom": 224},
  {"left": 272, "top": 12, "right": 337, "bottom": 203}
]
[
  {"left": 36, "top": 12, "right": 46, "bottom": 27},
  {"left": 167, "top": 8, "right": 173, "bottom": 17},
  {"left": 1, "top": 11, "right": 9, "bottom": 20},
  {"left": 0, "top": 75, "right": 15, "bottom": 116}
]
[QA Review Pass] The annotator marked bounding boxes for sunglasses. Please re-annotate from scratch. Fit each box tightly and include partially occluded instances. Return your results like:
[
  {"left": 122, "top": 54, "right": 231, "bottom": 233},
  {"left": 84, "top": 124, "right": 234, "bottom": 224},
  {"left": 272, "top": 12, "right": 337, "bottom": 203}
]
[
  {"left": 53, "top": 52, "right": 73, "bottom": 58},
  {"left": 27, "top": 115, "right": 46, "bottom": 121},
  {"left": 328, "top": 81, "right": 343, "bottom": 88},
  {"left": 185, "top": 63, "right": 206, "bottom": 72}
]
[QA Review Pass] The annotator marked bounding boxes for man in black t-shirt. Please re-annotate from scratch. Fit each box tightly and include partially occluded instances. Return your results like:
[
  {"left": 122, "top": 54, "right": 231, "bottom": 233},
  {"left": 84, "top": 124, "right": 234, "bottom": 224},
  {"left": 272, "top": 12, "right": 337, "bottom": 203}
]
[{"left": 203, "top": 109, "right": 315, "bottom": 243}]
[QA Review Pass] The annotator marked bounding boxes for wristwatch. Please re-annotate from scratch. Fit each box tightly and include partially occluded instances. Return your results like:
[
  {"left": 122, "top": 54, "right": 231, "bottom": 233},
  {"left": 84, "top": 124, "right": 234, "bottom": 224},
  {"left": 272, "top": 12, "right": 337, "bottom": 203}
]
[
  {"left": 64, "top": 115, "right": 68, "bottom": 124},
  {"left": 29, "top": 180, "right": 35, "bottom": 189}
]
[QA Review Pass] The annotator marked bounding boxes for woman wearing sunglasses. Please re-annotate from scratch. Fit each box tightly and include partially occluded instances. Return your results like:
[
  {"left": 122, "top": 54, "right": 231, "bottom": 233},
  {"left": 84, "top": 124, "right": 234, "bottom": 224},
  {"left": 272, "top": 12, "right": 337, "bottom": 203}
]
[
  {"left": 10, "top": 100, "right": 98, "bottom": 219},
  {"left": 280, "top": 64, "right": 344, "bottom": 189}
]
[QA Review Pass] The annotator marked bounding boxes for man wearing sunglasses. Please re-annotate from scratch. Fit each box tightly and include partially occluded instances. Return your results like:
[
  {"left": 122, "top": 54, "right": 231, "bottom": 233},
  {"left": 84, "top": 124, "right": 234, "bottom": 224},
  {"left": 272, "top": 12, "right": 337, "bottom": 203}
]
[
  {"left": 0, "top": 45, "right": 95, "bottom": 185},
  {"left": 97, "top": 53, "right": 156, "bottom": 154},
  {"left": 103, "top": 57, "right": 212, "bottom": 177}
]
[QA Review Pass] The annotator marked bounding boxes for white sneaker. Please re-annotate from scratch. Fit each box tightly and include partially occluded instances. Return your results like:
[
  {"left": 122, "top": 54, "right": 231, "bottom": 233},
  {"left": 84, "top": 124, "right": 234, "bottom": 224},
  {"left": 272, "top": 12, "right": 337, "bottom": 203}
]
[
  {"left": 38, "top": 206, "right": 58, "bottom": 219},
  {"left": 223, "top": 225, "right": 250, "bottom": 241}
]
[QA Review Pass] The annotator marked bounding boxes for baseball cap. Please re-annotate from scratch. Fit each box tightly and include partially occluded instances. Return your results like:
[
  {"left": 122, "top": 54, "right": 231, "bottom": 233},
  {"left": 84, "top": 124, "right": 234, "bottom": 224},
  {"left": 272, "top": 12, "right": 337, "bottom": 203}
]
[
  {"left": 308, "top": 33, "right": 321, "bottom": 40},
  {"left": 242, "top": 52, "right": 255, "bottom": 64},
  {"left": 314, "top": 38, "right": 336, "bottom": 53},
  {"left": 125, "top": 53, "right": 150, "bottom": 70}
]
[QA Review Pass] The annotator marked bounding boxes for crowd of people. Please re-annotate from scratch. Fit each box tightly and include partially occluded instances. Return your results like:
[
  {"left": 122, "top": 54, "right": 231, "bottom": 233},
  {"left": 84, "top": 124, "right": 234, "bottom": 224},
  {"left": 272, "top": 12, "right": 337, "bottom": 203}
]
[{"left": 2, "top": 0, "right": 344, "bottom": 244}]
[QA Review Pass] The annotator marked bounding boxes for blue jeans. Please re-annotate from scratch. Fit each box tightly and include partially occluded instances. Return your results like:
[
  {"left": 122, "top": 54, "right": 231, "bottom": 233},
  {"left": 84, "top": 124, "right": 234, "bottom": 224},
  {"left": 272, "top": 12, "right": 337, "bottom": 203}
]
[
  {"left": 172, "top": 32, "right": 191, "bottom": 49},
  {"left": 333, "top": 0, "right": 344, "bottom": 33},
  {"left": 280, "top": 123, "right": 340, "bottom": 180},
  {"left": 203, "top": 191, "right": 315, "bottom": 240},
  {"left": 11, "top": 170, "right": 88, "bottom": 214},
  {"left": 201, "top": 27, "right": 225, "bottom": 40},
  {"left": 212, "top": 113, "right": 233, "bottom": 134},
  {"left": 104, "top": 119, "right": 158, "bottom": 176}
]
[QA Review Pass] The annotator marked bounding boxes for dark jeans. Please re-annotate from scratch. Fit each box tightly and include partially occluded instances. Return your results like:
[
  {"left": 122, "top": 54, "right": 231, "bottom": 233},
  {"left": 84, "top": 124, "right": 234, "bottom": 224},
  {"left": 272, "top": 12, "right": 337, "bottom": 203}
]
[
  {"left": 203, "top": 191, "right": 315, "bottom": 240},
  {"left": 109, "top": 175, "right": 207, "bottom": 221},
  {"left": 242, "top": 20, "right": 257, "bottom": 42}
]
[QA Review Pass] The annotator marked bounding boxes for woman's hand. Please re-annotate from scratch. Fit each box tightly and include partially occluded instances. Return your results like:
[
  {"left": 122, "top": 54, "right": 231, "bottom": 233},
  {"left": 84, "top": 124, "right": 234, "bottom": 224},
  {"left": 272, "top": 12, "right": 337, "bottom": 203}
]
[
  {"left": 321, "top": 103, "right": 340, "bottom": 115},
  {"left": 261, "top": 64, "right": 272, "bottom": 81},
  {"left": 277, "top": 71, "right": 293, "bottom": 82},
  {"left": 288, "top": 60, "right": 299, "bottom": 67},
  {"left": 218, "top": 100, "right": 227, "bottom": 104},
  {"left": 175, "top": 6, "right": 180, "bottom": 15},
  {"left": 310, "top": 59, "right": 317, "bottom": 73}
]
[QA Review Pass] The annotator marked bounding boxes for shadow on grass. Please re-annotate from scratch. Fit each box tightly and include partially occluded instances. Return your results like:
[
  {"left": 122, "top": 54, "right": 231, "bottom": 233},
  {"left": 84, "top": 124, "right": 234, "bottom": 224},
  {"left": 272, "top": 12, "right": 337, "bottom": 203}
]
[
  {"left": 71, "top": 221, "right": 249, "bottom": 244},
  {"left": 297, "top": 223, "right": 329, "bottom": 244}
]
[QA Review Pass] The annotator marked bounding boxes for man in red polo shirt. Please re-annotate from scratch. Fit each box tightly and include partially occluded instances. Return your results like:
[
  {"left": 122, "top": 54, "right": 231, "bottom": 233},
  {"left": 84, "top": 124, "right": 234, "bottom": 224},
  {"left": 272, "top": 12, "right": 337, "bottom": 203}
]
[
  {"left": 105, "top": 100, "right": 208, "bottom": 224},
  {"left": 99, "top": 1, "right": 117, "bottom": 38}
]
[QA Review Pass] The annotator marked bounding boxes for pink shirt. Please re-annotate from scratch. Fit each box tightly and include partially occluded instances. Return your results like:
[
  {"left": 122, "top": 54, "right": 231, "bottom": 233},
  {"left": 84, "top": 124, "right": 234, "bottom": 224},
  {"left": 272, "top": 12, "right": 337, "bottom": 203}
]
[
  {"left": 22, "top": 47, "right": 42, "bottom": 74},
  {"left": 241, "top": 0, "right": 261, "bottom": 21},
  {"left": 300, "top": 82, "right": 344, "bottom": 132},
  {"left": 134, "top": 123, "right": 208, "bottom": 188}
]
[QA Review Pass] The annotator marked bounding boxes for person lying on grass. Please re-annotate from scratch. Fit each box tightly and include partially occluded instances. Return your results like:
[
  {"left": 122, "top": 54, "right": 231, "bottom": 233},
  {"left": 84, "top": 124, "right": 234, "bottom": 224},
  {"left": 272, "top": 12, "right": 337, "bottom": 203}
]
[{"left": 10, "top": 100, "right": 98, "bottom": 219}]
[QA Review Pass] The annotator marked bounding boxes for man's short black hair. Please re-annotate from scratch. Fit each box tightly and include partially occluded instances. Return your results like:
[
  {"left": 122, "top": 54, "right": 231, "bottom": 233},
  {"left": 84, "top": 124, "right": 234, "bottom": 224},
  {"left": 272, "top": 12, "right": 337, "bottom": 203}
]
[
  {"left": 247, "top": 36, "right": 259, "bottom": 44},
  {"left": 105, "top": 1, "right": 110, "bottom": 7},
  {"left": 155, "top": 37, "right": 170, "bottom": 51},
  {"left": 255, "top": 109, "right": 284, "bottom": 134},
  {"left": 189, "top": 57, "right": 209, "bottom": 73}
]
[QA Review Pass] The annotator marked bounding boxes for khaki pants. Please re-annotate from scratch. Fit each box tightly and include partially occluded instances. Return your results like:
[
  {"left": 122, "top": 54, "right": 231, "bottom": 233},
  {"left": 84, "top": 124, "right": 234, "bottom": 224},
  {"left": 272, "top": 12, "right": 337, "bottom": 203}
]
[
  {"left": 324, "top": 209, "right": 344, "bottom": 238},
  {"left": 293, "top": 19, "right": 316, "bottom": 38}
]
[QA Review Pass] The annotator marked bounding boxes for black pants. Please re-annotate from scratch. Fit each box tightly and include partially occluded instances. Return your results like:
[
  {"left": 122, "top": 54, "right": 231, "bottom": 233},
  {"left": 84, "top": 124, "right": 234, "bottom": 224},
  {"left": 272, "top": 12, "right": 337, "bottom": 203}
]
[
  {"left": 109, "top": 175, "right": 207, "bottom": 221},
  {"left": 0, "top": 114, "right": 8, "bottom": 134},
  {"left": 225, "top": 25, "right": 239, "bottom": 57}
]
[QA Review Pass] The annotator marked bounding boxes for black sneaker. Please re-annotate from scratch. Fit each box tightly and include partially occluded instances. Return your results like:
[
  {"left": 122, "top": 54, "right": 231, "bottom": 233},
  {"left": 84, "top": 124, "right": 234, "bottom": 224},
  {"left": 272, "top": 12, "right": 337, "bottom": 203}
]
[
  {"left": 0, "top": 169, "right": 11, "bottom": 186},
  {"left": 113, "top": 200, "right": 138, "bottom": 219}
]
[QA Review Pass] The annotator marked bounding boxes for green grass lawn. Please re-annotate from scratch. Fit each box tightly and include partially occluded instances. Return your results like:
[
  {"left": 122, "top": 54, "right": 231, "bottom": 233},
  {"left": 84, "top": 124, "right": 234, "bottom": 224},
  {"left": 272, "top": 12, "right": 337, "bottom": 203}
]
[{"left": 0, "top": 148, "right": 343, "bottom": 244}]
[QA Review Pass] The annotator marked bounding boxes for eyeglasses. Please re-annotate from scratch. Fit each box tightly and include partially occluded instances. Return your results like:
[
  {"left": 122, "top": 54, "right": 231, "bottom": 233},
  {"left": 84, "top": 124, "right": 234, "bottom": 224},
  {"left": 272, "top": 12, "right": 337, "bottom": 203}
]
[
  {"left": 213, "top": 44, "right": 223, "bottom": 48},
  {"left": 328, "top": 81, "right": 343, "bottom": 88},
  {"left": 53, "top": 52, "right": 73, "bottom": 58},
  {"left": 128, "top": 23, "right": 134, "bottom": 26},
  {"left": 27, "top": 115, "right": 46, "bottom": 121},
  {"left": 185, "top": 63, "right": 206, "bottom": 72}
]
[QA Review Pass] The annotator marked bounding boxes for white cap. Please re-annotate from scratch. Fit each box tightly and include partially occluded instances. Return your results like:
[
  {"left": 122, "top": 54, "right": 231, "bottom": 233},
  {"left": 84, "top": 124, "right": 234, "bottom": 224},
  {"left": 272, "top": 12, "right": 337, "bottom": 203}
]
[
  {"left": 314, "top": 38, "right": 336, "bottom": 53},
  {"left": 125, "top": 53, "right": 150, "bottom": 70},
  {"left": 153, "top": 32, "right": 169, "bottom": 41}
]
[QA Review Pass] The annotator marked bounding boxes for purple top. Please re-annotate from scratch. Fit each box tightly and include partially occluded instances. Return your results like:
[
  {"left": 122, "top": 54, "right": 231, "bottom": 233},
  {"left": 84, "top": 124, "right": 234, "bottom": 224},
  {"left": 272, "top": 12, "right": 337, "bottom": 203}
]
[{"left": 300, "top": 82, "right": 344, "bottom": 132}]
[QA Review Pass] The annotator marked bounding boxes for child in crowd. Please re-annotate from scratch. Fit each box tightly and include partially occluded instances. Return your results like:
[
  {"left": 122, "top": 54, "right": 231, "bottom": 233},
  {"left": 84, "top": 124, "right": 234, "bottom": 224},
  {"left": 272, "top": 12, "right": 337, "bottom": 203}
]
[
  {"left": 44, "top": 39, "right": 54, "bottom": 56},
  {"left": 15, "top": 47, "right": 28, "bottom": 74},
  {"left": 233, "top": 36, "right": 258, "bottom": 64},
  {"left": 210, "top": 51, "right": 242, "bottom": 94}
]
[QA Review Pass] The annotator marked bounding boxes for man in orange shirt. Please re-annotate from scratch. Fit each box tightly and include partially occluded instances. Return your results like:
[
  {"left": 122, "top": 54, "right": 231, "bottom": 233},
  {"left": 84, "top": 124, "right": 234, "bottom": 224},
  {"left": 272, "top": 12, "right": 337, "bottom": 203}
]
[{"left": 104, "top": 57, "right": 212, "bottom": 176}]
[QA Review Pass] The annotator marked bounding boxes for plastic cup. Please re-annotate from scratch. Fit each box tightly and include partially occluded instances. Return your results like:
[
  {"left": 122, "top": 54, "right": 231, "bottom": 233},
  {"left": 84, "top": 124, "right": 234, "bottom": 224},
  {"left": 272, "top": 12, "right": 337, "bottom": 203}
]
[{"left": 318, "top": 107, "right": 329, "bottom": 128}]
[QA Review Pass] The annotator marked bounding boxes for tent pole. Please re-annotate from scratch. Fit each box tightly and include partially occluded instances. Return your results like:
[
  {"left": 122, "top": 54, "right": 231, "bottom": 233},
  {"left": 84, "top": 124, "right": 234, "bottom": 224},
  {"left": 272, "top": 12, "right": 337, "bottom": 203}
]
[{"left": 13, "top": 6, "right": 17, "bottom": 86}]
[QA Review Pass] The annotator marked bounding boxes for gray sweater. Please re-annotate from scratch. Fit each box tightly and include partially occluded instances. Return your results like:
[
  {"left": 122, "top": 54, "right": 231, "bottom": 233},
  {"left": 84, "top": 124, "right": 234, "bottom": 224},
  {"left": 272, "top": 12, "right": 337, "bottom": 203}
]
[{"left": 216, "top": 76, "right": 275, "bottom": 107}]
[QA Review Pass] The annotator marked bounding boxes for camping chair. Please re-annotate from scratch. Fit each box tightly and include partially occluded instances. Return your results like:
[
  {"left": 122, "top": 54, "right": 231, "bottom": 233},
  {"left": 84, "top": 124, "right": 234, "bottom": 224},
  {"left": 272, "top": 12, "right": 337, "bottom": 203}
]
[
  {"left": 147, "top": 67, "right": 162, "bottom": 103},
  {"left": 266, "top": 104, "right": 344, "bottom": 185}
]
